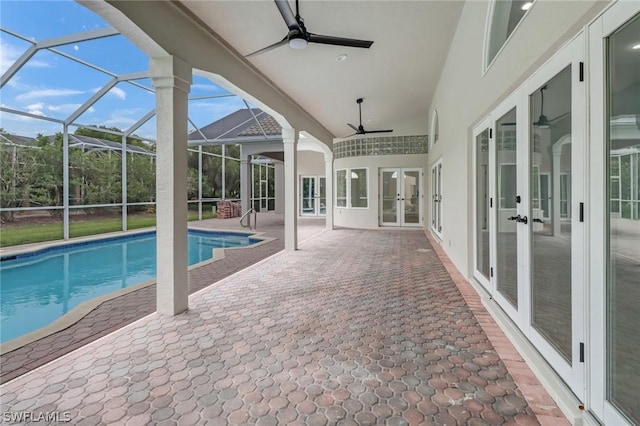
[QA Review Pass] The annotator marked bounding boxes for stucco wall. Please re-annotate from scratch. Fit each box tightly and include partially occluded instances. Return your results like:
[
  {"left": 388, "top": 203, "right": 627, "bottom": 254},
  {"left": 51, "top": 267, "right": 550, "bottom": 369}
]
[
  {"left": 427, "top": 0, "right": 610, "bottom": 276},
  {"left": 334, "top": 154, "right": 429, "bottom": 229},
  {"left": 297, "top": 151, "right": 325, "bottom": 177}
]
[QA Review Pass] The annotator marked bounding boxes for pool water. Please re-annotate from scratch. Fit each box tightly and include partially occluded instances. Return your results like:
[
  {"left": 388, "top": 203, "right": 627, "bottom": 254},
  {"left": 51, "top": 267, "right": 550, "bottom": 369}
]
[{"left": 0, "top": 230, "right": 259, "bottom": 343}]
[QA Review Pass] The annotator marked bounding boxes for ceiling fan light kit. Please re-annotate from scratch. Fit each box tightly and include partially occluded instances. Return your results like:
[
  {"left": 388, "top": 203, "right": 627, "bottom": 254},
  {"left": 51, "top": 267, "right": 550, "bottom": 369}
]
[{"left": 246, "top": 0, "right": 374, "bottom": 57}]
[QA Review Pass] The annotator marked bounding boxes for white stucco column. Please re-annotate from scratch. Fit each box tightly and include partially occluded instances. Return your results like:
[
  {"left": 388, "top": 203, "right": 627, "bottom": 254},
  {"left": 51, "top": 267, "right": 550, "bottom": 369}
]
[
  {"left": 324, "top": 154, "right": 334, "bottom": 230},
  {"left": 150, "top": 55, "right": 191, "bottom": 316},
  {"left": 240, "top": 155, "right": 250, "bottom": 214},
  {"left": 283, "top": 129, "right": 298, "bottom": 250},
  {"left": 274, "top": 161, "right": 284, "bottom": 214}
]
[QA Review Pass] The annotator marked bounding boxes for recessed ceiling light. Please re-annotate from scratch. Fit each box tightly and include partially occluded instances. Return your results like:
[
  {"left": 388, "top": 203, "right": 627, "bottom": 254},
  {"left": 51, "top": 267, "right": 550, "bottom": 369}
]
[
  {"left": 521, "top": 2, "right": 533, "bottom": 10},
  {"left": 336, "top": 54, "right": 348, "bottom": 62},
  {"left": 366, "top": 118, "right": 372, "bottom": 122},
  {"left": 632, "top": 43, "right": 640, "bottom": 50}
]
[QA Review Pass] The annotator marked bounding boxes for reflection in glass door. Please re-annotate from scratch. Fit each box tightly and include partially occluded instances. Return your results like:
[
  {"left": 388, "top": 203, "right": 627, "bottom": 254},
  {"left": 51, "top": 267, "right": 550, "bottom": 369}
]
[
  {"left": 530, "top": 67, "right": 573, "bottom": 362},
  {"left": 607, "top": 12, "right": 640, "bottom": 424},
  {"left": 431, "top": 161, "right": 443, "bottom": 236},
  {"left": 380, "top": 168, "right": 422, "bottom": 227},
  {"left": 496, "top": 108, "right": 518, "bottom": 308},
  {"left": 300, "top": 176, "right": 325, "bottom": 216},
  {"left": 475, "top": 127, "right": 491, "bottom": 284},
  {"left": 403, "top": 170, "right": 421, "bottom": 225}
]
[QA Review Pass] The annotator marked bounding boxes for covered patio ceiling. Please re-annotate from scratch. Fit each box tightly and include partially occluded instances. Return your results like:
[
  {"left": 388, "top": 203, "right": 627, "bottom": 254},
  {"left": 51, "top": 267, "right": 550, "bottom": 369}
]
[{"left": 91, "top": 1, "right": 464, "bottom": 141}]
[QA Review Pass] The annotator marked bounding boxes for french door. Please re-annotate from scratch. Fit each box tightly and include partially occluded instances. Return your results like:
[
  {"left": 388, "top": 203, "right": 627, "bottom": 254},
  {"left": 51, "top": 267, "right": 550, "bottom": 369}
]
[
  {"left": 380, "top": 168, "right": 422, "bottom": 227},
  {"left": 473, "top": 34, "right": 586, "bottom": 400},
  {"left": 431, "top": 160, "right": 443, "bottom": 237},
  {"left": 589, "top": 3, "right": 640, "bottom": 425},
  {"left": 300, "top": 176, "right": 326, "bottom": 216}
]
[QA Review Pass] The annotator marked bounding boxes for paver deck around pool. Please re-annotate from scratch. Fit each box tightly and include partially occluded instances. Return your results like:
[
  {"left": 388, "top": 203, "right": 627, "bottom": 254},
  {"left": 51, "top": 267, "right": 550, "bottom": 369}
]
[
  {"left": 0, "top": 214, "right": 325, "bottom": 384},
  {"left": 0, "top": 225, "right": 567, "bottom": 425}
]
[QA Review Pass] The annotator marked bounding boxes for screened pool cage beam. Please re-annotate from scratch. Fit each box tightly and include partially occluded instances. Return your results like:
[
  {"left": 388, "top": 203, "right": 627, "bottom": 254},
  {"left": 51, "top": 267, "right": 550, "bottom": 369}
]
[
  {"left": 0, "top": 25, "right": 272, "bottom": 239},
  {"left": 0, "top": 27, "right": 120, "bottom": 89},
  {"left": 244, "top": 99, "right": 268, "bottom": 138}
]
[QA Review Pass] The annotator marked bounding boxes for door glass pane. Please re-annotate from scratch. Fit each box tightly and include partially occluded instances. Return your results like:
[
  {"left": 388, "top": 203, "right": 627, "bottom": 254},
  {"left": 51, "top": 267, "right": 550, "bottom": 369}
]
[
  {"left": 302, "top": 177, "right": 315, "bottom": 214},
  {"left": 319, "top": 177, "right": 326, "bottom": 215},
  {"left": 403, "top": 170, "right": 420, "bottom": 224},
  {"left": 336, "top": 170, "right": 347, "bottom": 207},
  {"left": 431, "top": 167, "right": 437, "bottom": 229},
  {"left": 382, "top": 171, "right": 398, "bottom": 224},
  {"left": 496, "top": 108, "right": 518, "bottom": 307},
  {"left": 540, "top": 174, "right": 550, "bottom": 218},
  {"left": 437, "top": 164, "right": 442, "bottom": 231},
  {"left": 607, "top": 13, "right": 640, "bottom": 424},
  {"left": 530, "top": 66, "right": 572, "bottom": 362},
  {"left": 476, "top": 129, "right": 491, "bottom": 280}
]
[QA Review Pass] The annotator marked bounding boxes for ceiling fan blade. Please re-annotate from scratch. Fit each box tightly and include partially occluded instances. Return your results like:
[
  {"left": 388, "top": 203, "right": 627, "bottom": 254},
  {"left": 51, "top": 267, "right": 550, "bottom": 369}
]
[
  {"left": 274, "top": 0, "right": 302, "bottom": 32},
  {"left": 347, "top": 123, "right": 359, "bottom": 132},
  {"left": 308, "top": 33, "right": 373, "bottom": 49},
  {"left": 363, "top": 129, "right": 393, "bottom": 134},
  {"left": 246, "top": 36, "right": 288, "bottom": 57}
]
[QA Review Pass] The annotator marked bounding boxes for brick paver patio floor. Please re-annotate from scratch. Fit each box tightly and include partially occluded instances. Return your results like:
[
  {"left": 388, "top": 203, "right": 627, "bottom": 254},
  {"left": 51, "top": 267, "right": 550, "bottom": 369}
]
[
  {"left": 1, "top": 228, "right": 564, "bottom": 425},
  {"left": 0, "top": 214, "right": 325, "bottom": 384}
]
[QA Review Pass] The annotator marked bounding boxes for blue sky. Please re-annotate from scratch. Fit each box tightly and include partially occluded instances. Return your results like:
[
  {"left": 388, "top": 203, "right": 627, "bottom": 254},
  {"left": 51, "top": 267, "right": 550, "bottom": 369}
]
[{"left": 0, "top": 0, "right": 245, "bottom": 139}]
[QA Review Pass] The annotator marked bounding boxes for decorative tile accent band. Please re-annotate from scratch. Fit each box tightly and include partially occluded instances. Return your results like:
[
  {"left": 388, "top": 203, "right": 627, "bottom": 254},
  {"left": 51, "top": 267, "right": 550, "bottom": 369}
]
[{"left": 334, "top": 135, "right": 429, "bottom": 159}]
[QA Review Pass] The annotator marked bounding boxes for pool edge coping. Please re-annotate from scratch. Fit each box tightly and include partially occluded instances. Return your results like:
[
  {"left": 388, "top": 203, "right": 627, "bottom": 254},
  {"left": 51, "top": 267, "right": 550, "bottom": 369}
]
[{"left": 0, "top": 227, "right": 275, "bottom": 355}]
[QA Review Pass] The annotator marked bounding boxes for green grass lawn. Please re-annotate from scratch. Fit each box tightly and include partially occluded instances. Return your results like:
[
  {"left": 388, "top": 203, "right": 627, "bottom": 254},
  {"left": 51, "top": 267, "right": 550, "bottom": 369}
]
[{"left": 0, "top": 211, "right": 216, "bottom": 247}]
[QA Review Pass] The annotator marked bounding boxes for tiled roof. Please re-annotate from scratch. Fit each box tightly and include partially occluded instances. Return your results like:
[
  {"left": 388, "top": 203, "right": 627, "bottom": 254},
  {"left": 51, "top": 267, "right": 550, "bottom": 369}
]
[
  {"left": 237, "top": 114, "right": 282, "bottom": 137},
  {"left": 188, "top": 108, "right": 282, "bottom": 142}
]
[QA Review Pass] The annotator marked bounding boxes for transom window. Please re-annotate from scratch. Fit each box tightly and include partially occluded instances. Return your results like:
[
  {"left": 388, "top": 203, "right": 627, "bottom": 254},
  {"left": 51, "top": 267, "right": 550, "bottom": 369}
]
[{"left": 486, "top": 0, "right": 532, "bottom": 67}]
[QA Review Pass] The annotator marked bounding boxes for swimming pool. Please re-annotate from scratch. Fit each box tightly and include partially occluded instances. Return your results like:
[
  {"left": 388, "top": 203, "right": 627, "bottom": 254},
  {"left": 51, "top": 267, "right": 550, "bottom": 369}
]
[{"left": 0, "top": 230, "right": 261, "bottom": 344}]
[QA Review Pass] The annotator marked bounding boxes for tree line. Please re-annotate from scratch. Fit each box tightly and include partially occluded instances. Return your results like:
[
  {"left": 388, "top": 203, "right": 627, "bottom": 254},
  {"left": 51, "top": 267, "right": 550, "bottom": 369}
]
[{"left": 0, "top": 126, "right": 241, "bottom": 222}]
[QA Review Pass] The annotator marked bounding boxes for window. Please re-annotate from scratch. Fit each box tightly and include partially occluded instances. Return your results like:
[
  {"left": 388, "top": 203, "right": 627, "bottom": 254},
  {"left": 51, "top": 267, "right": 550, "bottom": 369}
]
[
  {"left": 431, "top": 110, "right": 439, "bottom": 147},
  {"left": 486, "top": 0, "right": 531, "bottom": 66},
  {"left": 335, "top": 168, "right": 368, "bottom": 208}
]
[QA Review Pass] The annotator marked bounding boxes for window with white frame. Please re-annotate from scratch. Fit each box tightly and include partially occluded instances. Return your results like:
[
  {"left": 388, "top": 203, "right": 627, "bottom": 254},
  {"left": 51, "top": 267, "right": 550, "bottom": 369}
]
[
  {"left": 486, "top": 0, "right": 532, "bottom": 67},
  {"left": 335, "top": 168, "right": 368, "bottom": 208}
]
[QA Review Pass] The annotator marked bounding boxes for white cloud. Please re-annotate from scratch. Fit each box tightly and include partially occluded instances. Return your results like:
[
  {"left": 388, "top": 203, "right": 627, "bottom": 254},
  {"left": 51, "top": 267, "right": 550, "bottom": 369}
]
[
  {"left": 73, "top": 45, "right": 79, "bottom": 51},
  {"left": 27, "top": 59, "right": 52, "bottom": 68},
  {"left": 0, "top": 39, "right": 53, "bottom": 73},
  {"left": 16, "top": 88, "right": 85, "bottom": 102},
  {"left": 0, "top": 40, "right": 23, "bottom": 74},
  {"left": 26, "top": 103, "right": 46, "bottom": 117},
  {"left": 104, "top": 116, "right": 136, "bottom": 127},
  {"left": 47, "top": 104, "right": 95, "bottom": 114},
  {"left": 107, "top": 86, "right": 126, "bottom": 100}
]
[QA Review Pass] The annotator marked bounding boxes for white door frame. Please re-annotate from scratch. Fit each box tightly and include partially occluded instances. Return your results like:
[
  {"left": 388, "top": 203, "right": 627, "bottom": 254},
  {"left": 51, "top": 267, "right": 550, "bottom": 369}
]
[
  {"left": 300, "top": 175, "right": 325, "bottom": 216},
  {"left": 588, "top": 2, "right": 640, "bottom": 424},
  {"left": 472, "top": 116, "right": 494, "bottom": 294},
  {"left": 379, "top": 167, "right": 423, "bottom": 227},
  {"left": 523, "top": 31, "right": 586, "bottom": 401},
  {"left": 431, "top": 159, "right": 444, "bottom": 239},
  {"left": 491, "top": 89, "right": 527, "bottom": 326}
]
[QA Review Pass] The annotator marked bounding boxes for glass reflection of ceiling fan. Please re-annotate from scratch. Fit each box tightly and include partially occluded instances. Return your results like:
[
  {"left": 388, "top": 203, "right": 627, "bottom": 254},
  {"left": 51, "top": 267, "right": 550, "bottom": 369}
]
[{"left": 501, "top": 86, "right": 570, "bottom": 127}]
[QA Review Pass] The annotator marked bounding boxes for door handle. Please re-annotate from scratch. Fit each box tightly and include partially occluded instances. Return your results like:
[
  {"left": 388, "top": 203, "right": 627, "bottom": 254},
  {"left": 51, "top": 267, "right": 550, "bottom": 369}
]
[
  {"left": 507, "top": 216, "right": 519, "bottom": 221},
  {"left": 533, "top": 218, "right": 544, "bottom": 223},
  {"left": 517, "top": 215, "right": 528, "bottom": 224}
]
